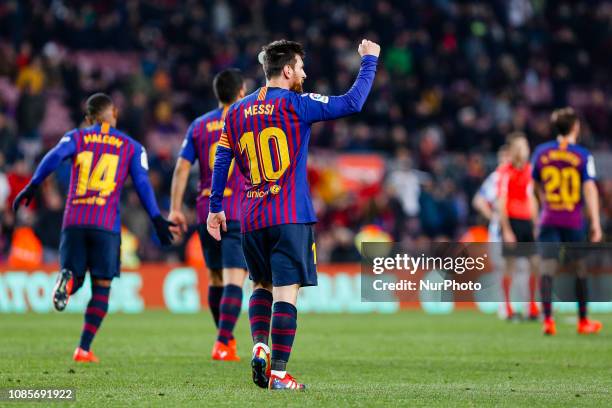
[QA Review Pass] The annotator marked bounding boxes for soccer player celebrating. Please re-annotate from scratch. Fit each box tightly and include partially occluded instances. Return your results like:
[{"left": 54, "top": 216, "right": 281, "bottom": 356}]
[
  {"left": 498, "top": 133, "right": 540, "bottom": 320},
  {"left": 169, "top": 69, "right": 248, "bottom": 361},
  {"left": 12, "top": 93, "right": 175, "bottom": 362},
  {"left": 532, "top": 107, "right": 603, "bottom": 335},
  {"left": 207, "top": 39, "right": 379, "bottom": 390}
]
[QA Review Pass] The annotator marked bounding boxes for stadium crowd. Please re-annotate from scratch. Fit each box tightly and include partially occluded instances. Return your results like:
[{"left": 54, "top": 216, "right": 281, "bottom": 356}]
[{"left": 0, "top": 0, "right": 611, "bottom": 263}]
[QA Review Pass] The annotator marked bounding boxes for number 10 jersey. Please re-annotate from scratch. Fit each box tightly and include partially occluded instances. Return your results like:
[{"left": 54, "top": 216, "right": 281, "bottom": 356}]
[{"left": 218, "top": 87, "right": 321, "bottom": 232}]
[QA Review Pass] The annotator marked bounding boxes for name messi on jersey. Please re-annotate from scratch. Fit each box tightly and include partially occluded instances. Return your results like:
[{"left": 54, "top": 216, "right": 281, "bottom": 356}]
[
  {"left": 83, "top": 133, "right": 124, "bottom": 148},
  {"left": 244, "top": 103, "right": 275, "bottom": 119}
]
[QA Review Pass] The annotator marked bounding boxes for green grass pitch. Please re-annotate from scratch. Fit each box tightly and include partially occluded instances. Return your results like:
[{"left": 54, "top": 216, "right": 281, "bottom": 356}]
[{"left": 1, "top": 311, "right": 611, "bottom": 407}]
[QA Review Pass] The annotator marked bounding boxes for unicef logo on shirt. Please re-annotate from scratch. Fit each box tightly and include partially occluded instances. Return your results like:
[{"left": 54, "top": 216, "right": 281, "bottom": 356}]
[{"left": 270, "top": 185, "right": 282, "bottom": 195}]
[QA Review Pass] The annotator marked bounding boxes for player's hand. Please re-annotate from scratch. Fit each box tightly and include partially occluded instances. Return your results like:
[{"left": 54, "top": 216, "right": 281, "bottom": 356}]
[
  {"left": 168, "top": 210, "right": 188, "bottom": 238},
  {"left": 503, "top": 229, "right": 516, "bottom": 243},
  {"left": 358, "top": 39, "right": 381, "bottom": 58},
  {"left": 207, "top": 211, "right": 227, "bottom": 242},
  {"left": 12, "top": 183, "right": 38, "bottom": 213},
  {"left": 590, "top": 224, "right": 602, "bottom": 243},
  {"left": 152, "top": 215, "right": 177, "bottom": 246}
]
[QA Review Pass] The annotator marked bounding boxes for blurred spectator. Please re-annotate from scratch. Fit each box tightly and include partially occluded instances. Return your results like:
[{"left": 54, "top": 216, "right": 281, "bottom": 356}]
[
  {"left": 121, "top": 91, "right": 147, "bottom": 142},
  {"left": 0, "top": 161, "right": 9, "bottom": 212},
  {"left": 386, "top": 148, "right": 421, "bottom": 218},
  {"left": 6, "top": 153, "right": 31, "bottom": 211},
  {"left": 0, "top": 110, "right": 18, "bottom": 158},
  {"left": 33, "top": 183, "right": 63, "bottom": 262}
]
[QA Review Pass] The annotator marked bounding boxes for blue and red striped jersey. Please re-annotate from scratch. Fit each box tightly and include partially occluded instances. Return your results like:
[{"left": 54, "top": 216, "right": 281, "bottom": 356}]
[
  {"left": 179, "top": 107, "right": 244, "bottom": 223},
  {"left": 531, "top": 140, "right": 596, "bottom": 229},
  {"left": 210, "top": 55, "right": 378, "bottom": 232},
  {"left": 30, "top": 122, "right": 161, "bottom": 233}
]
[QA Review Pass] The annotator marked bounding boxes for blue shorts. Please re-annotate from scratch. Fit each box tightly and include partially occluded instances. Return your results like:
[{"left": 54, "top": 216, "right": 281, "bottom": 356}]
[
  {"left": 242, "top": 223, "right": 317, "bottom": 287},
  {"left": 198, "top": 221, "right": 247, "bottom": 270},
  {"left": 538, "top": 226, "right": 586, "bottom": 260},
  {"left": 60, "top": 227, "right": 121, "bottom": 280}
]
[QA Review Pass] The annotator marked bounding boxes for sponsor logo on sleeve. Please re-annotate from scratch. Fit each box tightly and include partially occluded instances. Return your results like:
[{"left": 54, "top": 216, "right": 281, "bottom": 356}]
[
  {"left": 305, "top": 93, "right": 329, "bottom": 103},
  {"left": 587, "top": 155, "right": 596, "bottom": 178},
  {"left": 141, "top": 148, "right": 149, "bottom": 170}
]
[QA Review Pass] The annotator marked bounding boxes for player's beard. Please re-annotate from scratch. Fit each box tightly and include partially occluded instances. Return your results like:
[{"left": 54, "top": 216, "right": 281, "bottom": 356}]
[{"left": 290, "top": 78, "right": 304, "bottom": 93}]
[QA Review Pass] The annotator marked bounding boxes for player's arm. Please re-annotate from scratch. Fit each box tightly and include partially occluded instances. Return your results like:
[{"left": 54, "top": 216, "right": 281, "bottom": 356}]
[
  {"left": 528, "top": 151, "right": 544, "bottom": 235},
  {"left": 583, "top": 154, "right": 602, "bottom": 242},
  {"left": 472, "top": 193, "right": 492, "bottom": 221},
  {"left": 472, "top": 173, "right": 495, "bottom": 221},
  {"left": 169, "top": 125, "right": 196, "bottom": 235},
  {"left": 528, "top": 180, "right": 539, "bottom": 226},
  {"left": 530, "top": 151, "right": 544, "bottom": 211},
  {"left": 207, "top": 129, "right": 234, "bottom": 241},
  {"left": 12, "top": 132, "right": 76, "bottom": 213},
  {"left": 129, "top": 143, "right": 175, "bottom": 246},
  {"left": 584, "top": 181, "right": 601, "bottom": 242},
  {"left": 297, "top": 40, "right": 380, "bottom": 123}
]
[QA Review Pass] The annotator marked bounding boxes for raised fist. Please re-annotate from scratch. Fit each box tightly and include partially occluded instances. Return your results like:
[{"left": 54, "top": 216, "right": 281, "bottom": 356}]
[{"left": 358, "top": 39, "right": 381, "bottom": 58}]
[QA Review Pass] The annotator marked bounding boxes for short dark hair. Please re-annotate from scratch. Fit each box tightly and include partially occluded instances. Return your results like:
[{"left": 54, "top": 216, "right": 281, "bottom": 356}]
[
  {"left": 261, "top": 40, "right": 305, "bottom": 80},
  {"left": 85, "top": 93, "right": 113, "bottom": 122},
  {"left": 213, "top": 68, "right": 244, "bottom": 104},
  {"left": 551, "top": 107, "right": 578, "bottom": 136}
]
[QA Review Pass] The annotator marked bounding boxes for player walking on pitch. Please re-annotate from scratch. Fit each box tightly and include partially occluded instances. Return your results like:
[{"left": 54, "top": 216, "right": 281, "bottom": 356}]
[
  {"left": 169, "top": 69, "right": 248, "bottom": 361},
  {"left": 12, "top": 93, "right": 175, "bottom": 362},
  {"left": 207, "top": 39, "right": 379, "bottom": 390},
  {"left": 497, "top": 133, "right": 540, "bottom": 320},
  {"left": 532, "top": 107, "right": 603, "bottom": 336}
]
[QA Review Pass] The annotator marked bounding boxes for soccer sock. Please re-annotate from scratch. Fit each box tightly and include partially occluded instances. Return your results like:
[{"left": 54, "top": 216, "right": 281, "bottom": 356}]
[
  {"left": 540, "top": 275, "right": 553, "bottom": 319},
  {"left": 249, "top": 288, "right": 273, "bottom": 345},
  {"left": 271, "top": 370, "right": 287, "bottom": 378},
  {"left": 576, "top": 277, "right": 588, "bottom": 320},
  {"left": 271, "top": 302, "right": 297, "bottom": 372},
  {"left": 528, "top": 274, "right": 537, "bottom": 305},
  {"left": 217, "top": 284, "right": 243, "bottom": 345},
  {"left": 208, "top": 285, "right": 223, "bottom": 328},
  {"left": 79, "top": 285, "right": 110, "bottom": 351},
  {"left": 502, "top": 275, "right": 513, "bottom": 315}
]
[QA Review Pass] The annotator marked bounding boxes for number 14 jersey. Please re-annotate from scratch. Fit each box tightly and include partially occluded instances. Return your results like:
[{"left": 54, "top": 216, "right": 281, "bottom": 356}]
[{"left": 57, "top": 123, "right": 157, "bottom": 232}]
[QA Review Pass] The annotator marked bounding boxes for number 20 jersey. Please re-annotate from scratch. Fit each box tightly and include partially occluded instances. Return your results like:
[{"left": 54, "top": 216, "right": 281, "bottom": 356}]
[{"left": 531, "top": 140, "right": 596, "bottom": 229}]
